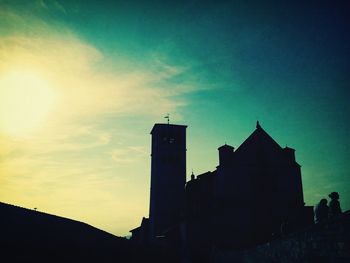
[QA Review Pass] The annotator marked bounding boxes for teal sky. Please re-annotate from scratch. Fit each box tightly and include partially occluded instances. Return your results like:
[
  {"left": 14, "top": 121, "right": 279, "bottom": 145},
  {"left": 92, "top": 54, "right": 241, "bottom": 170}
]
[{"left": 0, "top": 0, "right": 349, "bottom": 236}]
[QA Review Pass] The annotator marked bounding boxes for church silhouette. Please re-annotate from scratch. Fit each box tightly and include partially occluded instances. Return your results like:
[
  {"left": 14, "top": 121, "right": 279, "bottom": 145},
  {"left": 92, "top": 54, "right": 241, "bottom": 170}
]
[{"left": 130, "top": 121, "right": 313, "bottom": 259}]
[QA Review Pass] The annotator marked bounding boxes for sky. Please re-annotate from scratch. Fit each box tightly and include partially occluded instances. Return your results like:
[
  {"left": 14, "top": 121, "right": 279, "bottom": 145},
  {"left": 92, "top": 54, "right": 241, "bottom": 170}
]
[{"left": 0, "top": 0, "right": 349, "bottom": 236}]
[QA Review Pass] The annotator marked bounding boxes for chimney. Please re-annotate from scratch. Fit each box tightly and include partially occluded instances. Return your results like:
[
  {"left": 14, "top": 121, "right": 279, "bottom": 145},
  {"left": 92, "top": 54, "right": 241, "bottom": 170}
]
[
  {"left": 283, "top": 147, "right": 295, "bottom": 162},
  {"left": 218, "top": 144, "right": 234, "bottom": 167}
]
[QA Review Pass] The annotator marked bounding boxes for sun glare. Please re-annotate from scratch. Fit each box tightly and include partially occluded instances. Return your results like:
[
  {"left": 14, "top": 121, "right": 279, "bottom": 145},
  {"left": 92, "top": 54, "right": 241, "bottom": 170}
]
[{"left": 0, "top": 71, "right": 56, "bottom": 136}]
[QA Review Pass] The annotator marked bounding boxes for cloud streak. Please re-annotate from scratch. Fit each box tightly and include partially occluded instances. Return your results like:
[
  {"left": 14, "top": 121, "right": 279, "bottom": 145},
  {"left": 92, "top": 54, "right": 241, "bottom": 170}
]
[{"left": 0, "top": 5, "right": 199, "bottom": 235}]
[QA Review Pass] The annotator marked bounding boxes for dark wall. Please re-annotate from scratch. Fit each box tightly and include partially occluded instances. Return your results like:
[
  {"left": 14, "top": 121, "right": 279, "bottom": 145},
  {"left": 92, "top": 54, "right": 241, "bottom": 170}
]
[{"left": 212, "top": 211, "right": 350, "bottom": 263}]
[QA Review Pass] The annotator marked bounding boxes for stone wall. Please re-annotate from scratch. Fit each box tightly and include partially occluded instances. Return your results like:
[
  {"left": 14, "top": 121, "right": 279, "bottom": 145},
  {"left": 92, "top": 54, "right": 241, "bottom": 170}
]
[{"left": 213, "top": 211, "right": 350, "bottom": 263}]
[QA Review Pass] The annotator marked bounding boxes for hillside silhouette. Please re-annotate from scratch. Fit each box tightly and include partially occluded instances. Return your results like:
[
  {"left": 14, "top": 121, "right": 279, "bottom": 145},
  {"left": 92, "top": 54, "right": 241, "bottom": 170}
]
[{"left": 0, "top": 202, "right": 171, "bottom": 263}]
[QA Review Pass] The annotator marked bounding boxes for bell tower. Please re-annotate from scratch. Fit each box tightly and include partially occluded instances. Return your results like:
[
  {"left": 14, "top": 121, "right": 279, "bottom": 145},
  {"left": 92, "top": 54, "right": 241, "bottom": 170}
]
[{"left": 149, "top": 123, "right": 187, "bottom": 239}]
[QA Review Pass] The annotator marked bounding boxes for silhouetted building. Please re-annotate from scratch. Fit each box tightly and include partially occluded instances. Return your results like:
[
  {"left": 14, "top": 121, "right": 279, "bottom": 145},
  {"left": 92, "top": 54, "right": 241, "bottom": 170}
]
[
  {"left": 149, "top": 124, "right": 187, "bottom": 239},
  {"left": 185, "top": 122, "right": 313, "bottom": 252},
  {"left": 131, "top": 121, "right": 313, "bottom": 257}
]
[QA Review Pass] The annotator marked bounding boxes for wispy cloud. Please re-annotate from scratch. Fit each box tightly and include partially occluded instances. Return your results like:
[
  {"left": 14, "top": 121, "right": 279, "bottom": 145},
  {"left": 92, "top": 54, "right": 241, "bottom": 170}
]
[
  {"left": 0, "top": 6, "right": 198, "bottom": 235},
  {"left": 111, "top": 146, "right": 147, "bottom": 164}
]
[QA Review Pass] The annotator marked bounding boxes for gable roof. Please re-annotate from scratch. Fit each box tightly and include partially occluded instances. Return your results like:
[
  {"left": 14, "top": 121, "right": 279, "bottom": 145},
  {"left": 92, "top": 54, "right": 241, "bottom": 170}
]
[{"left": 235, "top": 122, "right": 282, "bottom": 155}]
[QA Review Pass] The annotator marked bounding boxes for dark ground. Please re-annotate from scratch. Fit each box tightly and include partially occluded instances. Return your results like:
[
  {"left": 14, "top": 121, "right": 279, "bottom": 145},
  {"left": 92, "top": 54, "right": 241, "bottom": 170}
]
[{"left": 0, "top": 202, "right": 175, "bottom": 263}]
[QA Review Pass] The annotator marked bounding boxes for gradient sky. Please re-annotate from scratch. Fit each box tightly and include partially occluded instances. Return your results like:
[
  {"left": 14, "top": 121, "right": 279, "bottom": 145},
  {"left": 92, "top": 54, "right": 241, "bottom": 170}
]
[{"left": 0, "top": 0, "right": 349, "bottom": 236}]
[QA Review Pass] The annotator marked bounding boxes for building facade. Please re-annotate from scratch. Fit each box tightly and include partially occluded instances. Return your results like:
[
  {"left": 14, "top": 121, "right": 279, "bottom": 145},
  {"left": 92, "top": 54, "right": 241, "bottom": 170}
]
[
  {"left": 131, "top": 122, "right": 313, "bottom": 253},
  {"left": 149, "top": 124, "right": 187, "bottom": 239},
  {"left": 185, "top": 121, "right": 312, "bottom": 253}
]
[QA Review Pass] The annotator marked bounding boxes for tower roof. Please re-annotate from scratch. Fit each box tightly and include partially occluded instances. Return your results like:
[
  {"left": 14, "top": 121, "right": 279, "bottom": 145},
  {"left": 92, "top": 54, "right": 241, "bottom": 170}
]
[
  {"left": 218, "top": 144, "right": 234, "bottom": 151},
  {"left": 150, "top": 123, "right": 187, "bottom": 134}
]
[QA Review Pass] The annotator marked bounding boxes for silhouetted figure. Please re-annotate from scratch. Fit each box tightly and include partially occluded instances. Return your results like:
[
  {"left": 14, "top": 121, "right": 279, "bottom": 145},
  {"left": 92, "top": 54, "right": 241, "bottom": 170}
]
[
  {"left": 328, "top": 192, "right": 342, "bottom": 218},
  {"left": 314, "top": 199, "right": 328, "bottom": 224}
]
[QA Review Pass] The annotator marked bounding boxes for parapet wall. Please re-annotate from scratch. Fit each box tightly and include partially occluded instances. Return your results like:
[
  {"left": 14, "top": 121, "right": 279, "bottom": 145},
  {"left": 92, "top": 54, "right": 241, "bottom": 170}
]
[{"left": 213, "top": 211, "right": 350, "bottom": 263}]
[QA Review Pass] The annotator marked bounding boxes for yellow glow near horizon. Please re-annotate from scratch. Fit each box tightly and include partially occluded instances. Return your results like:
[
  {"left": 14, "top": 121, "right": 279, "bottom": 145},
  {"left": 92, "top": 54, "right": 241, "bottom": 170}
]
[{"left": 0, "top": 71, "right": 56, "bottom": 136}]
